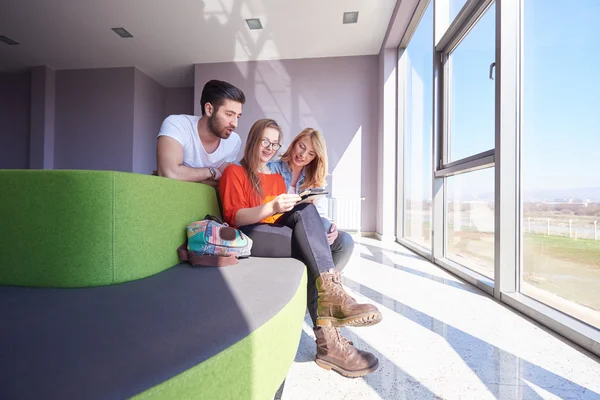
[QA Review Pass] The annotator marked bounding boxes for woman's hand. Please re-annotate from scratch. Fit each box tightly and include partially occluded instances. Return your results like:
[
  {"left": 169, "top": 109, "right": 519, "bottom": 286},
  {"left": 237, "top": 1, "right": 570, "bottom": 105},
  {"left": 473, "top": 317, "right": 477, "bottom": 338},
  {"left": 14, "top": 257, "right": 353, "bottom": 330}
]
[
  {"left": 327, "top": 221, "right": 339, "bottom": 245},
  {"left": 271, "top": 193, "right": 301, "bottom": 214}
]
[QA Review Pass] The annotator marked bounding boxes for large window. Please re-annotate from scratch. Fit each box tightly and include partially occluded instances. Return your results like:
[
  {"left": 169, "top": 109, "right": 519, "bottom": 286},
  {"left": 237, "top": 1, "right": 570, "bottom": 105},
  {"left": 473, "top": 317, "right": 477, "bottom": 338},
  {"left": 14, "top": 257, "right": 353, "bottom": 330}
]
[
  {"left": 442, "top": 2, "right": 496, "bottom": 277},
  {"left": 402, "top": 2, "right": 433, "bottom": 249},
  {"left": 446, "top": 168, "right": 495, "bottom": 278},
  {"left": 520, "top": 0, "right": 600, "bottom": 329},
  {"left": 448, "top": 2, "right": 496, "bottom": 162},
  {"left": 396, "top": 0, "right": 600, "bottom": 356}
]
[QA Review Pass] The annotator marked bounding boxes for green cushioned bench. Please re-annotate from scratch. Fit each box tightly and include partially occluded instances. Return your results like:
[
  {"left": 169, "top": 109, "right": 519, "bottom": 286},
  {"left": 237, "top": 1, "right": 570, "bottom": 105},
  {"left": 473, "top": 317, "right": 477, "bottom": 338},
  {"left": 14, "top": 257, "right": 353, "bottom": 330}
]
[{"left": 0, "top": 170, "right": 307, "bottom": 400}]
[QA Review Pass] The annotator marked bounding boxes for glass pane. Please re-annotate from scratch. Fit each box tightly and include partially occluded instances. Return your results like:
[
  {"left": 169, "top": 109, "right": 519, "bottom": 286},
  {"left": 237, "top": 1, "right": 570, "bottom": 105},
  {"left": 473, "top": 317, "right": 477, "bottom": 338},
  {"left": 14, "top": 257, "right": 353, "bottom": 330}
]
[
  {"left": 521, "top": 0, "right": 600, "bottom": 329},
  {"left": 446, "top": 168, "right": 495, "bottom": 278},
  {"left": 450, "top": 0, "right": 468, "bottom": 22},
  {"left": 403, "top": 2, "right": 433, "bottom": 249},
  {"left": 448, "top": 2, "right": 495, "bottom": 162}
]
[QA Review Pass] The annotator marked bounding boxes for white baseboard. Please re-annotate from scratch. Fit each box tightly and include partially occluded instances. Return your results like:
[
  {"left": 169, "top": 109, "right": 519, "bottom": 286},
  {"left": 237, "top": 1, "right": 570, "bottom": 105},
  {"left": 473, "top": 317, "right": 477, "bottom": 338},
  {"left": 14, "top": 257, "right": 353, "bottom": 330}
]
[
  {"left": 348, "top": 231, "right": 376, "bottom": 239},
  {"left": 346, "top": 231, "right": 376, "bottom": 238},
  {"left": 375, "top": 232, "right": 397, "bottom": 243},
  {"left": 346, "top": 231, "right": 397, "bottom": 241},
  {"left": 359, "top": 231, "right": 378, "bottom": 238}
]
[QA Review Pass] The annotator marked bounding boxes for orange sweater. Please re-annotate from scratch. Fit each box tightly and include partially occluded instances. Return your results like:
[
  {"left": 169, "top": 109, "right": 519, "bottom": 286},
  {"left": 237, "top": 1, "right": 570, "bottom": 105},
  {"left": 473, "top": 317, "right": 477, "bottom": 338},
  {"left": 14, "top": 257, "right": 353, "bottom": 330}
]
[{"left": 219, "top": 164, "right": 287, "bottom": 227}]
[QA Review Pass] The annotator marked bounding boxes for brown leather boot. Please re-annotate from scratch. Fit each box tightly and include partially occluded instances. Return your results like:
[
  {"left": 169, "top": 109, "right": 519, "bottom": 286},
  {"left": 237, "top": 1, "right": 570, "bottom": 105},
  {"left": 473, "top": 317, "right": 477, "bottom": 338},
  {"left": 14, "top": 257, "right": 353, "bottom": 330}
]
[
  {"left": 316, "top": 269, "right": 382, "bottom": 327},
  {"left": 313, "top": 326, "right": 379, "bottom": 378}
]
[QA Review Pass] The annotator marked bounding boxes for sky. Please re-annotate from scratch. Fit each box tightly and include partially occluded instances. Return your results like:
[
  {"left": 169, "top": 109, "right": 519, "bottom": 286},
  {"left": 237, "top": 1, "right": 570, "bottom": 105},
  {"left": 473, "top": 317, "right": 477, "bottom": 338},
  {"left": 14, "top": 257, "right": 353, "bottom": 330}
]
[
  {"left": 403, "top": 0, "right": 600, "bottom": 203},
  {"left": 521, "top": 0, "right": 600, "bottom": 192}
]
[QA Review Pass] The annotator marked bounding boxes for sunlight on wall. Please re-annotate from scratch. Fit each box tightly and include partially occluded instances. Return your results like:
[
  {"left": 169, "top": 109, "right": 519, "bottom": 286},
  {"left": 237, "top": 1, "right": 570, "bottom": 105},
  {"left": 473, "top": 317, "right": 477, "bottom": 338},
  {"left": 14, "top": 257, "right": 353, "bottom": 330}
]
[
  {"left": 227, "top": 57, "right": 372, "bottom": 229},
  {"left": 234, "top": 59, "right": 319, "bottom": 144},
  {"left": 203, "top": 0, "right": 232, "bottom": 24},
  {"left": 332, "top": 126, "right": 362, "bottom": 200},
  {"left": 407, "top": 64, "right": 425, "bottom": 239},
  {"left": 237, "top": 1, "right": 274, "bottom": 60},
  {"left": 380, "top": 48, "right": 397, "bottom": 238},
  {"left": 203, "top": 0, "right": 277, "bottom": 60},
  {"left": 236, "top": 60, "right": 250, "bottom": 79},
  {"left": 256, "top": 39, "right": 280, "bottom": 60},
  {"left": 235, "top": 30, "right": 277, "bottom": 60},
  {"left": 254, "top": 60, "right": 292, "bottom": 133}
]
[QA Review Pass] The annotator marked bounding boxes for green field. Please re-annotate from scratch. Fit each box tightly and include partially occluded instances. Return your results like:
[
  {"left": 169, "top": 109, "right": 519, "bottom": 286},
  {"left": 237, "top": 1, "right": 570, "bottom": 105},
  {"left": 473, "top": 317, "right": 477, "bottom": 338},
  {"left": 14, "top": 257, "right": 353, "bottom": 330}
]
[
  {"left": 405, "top": 217, "right": 600, "bottom": 314},
  {"left": 522, "top": 233, "right": 600, "bottom": 313},
  {"left": 446, "top": 230, "right": 600, "bottom": 267},
  {"left": 524, "top": 233, "right": 600, "bottom": 267},
  {"left": 403, "top": 209, "right": 600, "bottom": 322},
  {"left": 444, "top": 229, "right": 600, "bottom": 313}
]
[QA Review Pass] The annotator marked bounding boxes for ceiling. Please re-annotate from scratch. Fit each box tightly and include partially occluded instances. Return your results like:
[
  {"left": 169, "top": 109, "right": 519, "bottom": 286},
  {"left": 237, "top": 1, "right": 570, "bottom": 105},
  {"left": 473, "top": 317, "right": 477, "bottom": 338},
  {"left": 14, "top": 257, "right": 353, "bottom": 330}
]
[{"left": 0, "top": 0, "right": 397, "bottom": 87}]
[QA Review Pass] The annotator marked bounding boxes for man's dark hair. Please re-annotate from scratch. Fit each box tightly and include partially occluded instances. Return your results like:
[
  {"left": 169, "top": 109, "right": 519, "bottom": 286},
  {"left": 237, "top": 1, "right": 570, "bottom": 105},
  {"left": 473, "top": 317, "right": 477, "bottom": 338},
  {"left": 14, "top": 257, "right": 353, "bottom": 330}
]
[{"left": 200, "top": 80, "right": 246, "bottom": 116}]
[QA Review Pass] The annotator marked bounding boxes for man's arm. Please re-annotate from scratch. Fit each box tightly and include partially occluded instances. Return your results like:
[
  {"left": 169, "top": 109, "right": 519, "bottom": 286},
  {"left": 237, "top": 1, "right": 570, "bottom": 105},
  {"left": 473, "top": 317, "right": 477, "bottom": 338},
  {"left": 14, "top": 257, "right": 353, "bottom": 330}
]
[
  {"left": 218, "top": 162, "right": 232, "bottom": 173},
  {"left": 156, "top": 136, "right": 215, "bottom": 183}
]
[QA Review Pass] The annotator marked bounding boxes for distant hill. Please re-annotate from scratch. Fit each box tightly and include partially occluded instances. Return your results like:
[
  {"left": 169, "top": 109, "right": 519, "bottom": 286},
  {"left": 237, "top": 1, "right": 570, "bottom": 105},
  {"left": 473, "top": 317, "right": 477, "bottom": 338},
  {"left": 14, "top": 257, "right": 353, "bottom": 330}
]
[
  {"left": 445, "top": 187, "right": 600, "bottom": 203},
  {"left": 523, "top": 187, "right": 600, "bottom": 202}
]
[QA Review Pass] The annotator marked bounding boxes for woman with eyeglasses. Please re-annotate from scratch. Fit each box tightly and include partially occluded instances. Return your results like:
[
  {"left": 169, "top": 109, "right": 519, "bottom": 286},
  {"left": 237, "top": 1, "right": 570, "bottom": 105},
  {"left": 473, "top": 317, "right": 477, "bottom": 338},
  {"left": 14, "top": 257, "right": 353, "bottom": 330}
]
[
  {"left": 219, "top": 119, "right": 381, "bottom": 378},
  {"left": 267, "top": 128, "right": 355, "bottom": 274}
]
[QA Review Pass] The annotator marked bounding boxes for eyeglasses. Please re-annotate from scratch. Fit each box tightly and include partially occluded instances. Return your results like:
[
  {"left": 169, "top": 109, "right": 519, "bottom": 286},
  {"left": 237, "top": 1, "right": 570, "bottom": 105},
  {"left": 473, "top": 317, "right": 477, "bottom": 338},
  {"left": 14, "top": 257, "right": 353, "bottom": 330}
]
[{"left": 261, "top": 138, "right": 282, "bottom": 151}]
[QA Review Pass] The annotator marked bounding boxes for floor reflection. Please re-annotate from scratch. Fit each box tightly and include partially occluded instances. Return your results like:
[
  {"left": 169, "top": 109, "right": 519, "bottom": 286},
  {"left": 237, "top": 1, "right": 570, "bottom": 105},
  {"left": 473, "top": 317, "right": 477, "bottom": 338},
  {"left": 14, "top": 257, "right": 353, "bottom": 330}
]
[{"left": 281, "top": 238, "right": 600, "bottom": 400}]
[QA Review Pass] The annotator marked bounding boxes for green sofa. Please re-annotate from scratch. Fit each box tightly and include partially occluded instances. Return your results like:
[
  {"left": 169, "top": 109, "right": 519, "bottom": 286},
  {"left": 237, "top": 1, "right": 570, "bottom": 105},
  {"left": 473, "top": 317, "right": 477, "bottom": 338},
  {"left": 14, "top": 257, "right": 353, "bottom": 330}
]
[{"left": 0, "top": 170, "right": 307, "bottom": 400}]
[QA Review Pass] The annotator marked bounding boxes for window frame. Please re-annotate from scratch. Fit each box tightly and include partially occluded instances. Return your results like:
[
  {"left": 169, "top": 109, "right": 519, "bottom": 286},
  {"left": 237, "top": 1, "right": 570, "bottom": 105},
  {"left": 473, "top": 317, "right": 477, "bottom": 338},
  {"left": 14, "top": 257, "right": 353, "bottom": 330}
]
[
  {"left": 396, "top": 0, "right": 435, "bottom": 256},
  {"left": 395, "top": 0, "right": 600, "bottom": 356}
]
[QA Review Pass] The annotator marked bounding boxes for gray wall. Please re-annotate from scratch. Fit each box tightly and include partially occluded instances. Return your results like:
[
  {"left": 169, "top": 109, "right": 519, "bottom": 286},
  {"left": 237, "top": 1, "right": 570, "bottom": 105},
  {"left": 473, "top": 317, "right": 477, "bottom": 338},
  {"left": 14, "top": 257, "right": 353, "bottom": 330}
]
[
  {"left": 4, "top": 67, "right": 190, "bottom": 174},
  {"left": 0, "top": 72, "right": 31, "bottom": 169},
  {"left": 165, "top": 87, "right": 194, "bottom": 117},
  {"left": 30, "top": 66, "right": 56, "bottom": 169},
  {"left": 194, "top": 56, "right": 379, "bottom": 232},
  {"left": 3, "top": 60, "right": 381, "bottom": 231},
  {"left": 133, "top": 69, "right": 165, "bottom": 174},
  {"left": 54, "top": 68, "right": 135, "bottom": 172}
]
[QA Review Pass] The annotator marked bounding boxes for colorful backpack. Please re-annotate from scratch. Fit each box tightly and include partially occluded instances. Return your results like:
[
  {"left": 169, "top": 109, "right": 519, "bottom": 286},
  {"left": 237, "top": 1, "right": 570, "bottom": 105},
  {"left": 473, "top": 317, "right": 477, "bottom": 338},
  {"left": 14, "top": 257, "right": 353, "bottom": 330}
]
[{"left": 177, "top": 215, "right": 252, "bottom": 267}]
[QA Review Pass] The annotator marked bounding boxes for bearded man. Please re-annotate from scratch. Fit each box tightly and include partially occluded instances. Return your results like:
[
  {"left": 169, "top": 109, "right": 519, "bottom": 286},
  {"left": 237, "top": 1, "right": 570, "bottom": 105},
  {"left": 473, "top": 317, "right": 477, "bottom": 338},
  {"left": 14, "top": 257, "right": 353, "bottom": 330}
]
[{"left": 156, "top": 80, "right": 245, "bottom": 186}]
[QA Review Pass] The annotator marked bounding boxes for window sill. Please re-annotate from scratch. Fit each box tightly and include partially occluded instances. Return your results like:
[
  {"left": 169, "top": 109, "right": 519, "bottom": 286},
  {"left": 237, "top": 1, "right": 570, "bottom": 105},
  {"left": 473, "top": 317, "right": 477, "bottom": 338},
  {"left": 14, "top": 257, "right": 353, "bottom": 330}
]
[{"left": 501, "top": 291, "right": 600, "bottom": 358}]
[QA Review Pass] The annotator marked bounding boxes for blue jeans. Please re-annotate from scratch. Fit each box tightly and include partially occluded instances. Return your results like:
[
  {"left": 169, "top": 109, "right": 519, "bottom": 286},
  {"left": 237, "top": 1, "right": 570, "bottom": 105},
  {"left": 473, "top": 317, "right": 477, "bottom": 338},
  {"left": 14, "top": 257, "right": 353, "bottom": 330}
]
[{"left": 321, "top": 217, "right": 355, "bottom": 273}]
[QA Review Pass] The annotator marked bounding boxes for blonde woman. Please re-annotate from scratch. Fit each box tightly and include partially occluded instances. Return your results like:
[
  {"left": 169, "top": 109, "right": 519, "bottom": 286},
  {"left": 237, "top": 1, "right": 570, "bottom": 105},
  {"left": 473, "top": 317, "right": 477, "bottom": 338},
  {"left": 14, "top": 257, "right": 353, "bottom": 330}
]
[
  {"left": 268, "top": 128, "right": 354, "bottom": 272},
  {"left": 219, "top": 119, "right": 381, "bottom": 377}
]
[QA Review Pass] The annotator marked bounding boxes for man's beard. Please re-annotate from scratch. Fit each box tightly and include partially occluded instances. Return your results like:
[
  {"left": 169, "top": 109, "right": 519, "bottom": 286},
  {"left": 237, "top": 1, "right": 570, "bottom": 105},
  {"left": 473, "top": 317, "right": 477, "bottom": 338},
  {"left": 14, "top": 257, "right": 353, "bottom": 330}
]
[{"left": 207, "top": 114, "right": 232, "bottom": 139}]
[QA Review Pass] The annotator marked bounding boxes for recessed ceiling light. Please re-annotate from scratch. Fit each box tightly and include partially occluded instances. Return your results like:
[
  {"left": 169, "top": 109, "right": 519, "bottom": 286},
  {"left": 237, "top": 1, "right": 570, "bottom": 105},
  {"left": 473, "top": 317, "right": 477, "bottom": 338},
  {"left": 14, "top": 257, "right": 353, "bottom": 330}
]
[
  {"left": 246, "top": 18, "right": 263, "bottom": 30},
  {"left": 111, "top": 27, "right": 133, "bottom": 38},
  {"left": 343, "top": 11, "right": 359, "bottom": 24},
  {"left": 0, "top": 35, "right": 19, "bottom": 45}
]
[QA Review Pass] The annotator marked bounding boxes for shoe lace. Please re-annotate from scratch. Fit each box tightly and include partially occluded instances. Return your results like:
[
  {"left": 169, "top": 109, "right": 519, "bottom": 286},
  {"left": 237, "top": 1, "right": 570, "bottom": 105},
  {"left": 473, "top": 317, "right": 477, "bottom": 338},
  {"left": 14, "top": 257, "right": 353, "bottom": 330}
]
[
  {"left": 329, "top": 271, "right": 346, "bottom": 297},
  {"left": 333, "top": 328, "right": 351, "bottom": 351}
]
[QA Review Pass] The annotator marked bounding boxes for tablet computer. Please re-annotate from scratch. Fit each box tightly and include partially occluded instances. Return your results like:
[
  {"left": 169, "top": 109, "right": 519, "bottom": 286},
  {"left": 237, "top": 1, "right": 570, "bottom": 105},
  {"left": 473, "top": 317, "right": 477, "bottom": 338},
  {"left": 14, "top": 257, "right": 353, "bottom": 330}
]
[{"left": 298, "top": 188, "right": 329, "bottom": 204}]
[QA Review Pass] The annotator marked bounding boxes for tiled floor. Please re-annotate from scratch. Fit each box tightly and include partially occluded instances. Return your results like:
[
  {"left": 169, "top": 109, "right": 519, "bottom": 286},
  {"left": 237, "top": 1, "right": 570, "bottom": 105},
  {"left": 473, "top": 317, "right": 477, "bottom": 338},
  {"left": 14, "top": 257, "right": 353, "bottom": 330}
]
[{"left": 281, "top": 238, "right": 600, "bottom": 400}]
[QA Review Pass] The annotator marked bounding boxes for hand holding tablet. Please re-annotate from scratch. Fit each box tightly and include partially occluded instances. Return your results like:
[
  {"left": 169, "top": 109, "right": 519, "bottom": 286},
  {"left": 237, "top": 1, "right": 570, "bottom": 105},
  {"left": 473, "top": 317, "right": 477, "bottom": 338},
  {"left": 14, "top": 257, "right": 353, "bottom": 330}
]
[{"left": 297, "top": 188, "right": 329, "bottom": 204}]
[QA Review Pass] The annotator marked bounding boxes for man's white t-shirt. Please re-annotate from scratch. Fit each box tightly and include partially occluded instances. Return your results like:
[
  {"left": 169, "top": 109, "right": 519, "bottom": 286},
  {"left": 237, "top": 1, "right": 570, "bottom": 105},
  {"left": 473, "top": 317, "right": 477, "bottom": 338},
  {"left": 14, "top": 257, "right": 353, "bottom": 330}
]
[{"left": 157, "top": 114, "right": 241, "bottom": 168}]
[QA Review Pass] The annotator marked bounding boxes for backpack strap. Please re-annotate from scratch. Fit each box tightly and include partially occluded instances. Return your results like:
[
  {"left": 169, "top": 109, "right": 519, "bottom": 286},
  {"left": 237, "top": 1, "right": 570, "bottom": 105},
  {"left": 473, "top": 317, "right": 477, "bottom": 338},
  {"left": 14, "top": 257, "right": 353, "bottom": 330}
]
[
  {"left": 177, "top": 242, "right": 239, "bottom": 267},
  {"left": 204, "top": 214, "right": 226, "bottom": 225}
]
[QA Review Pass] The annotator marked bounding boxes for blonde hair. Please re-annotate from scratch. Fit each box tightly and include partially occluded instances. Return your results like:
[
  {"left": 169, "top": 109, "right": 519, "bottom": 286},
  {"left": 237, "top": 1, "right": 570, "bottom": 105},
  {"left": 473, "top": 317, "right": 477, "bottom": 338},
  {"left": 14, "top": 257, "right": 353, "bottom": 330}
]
[
  {"left": 240, "top": 119, "right": 282, "bottom": 200},
  {"left": 281, "top": 128, "right": 328, "bottom": 190}
]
